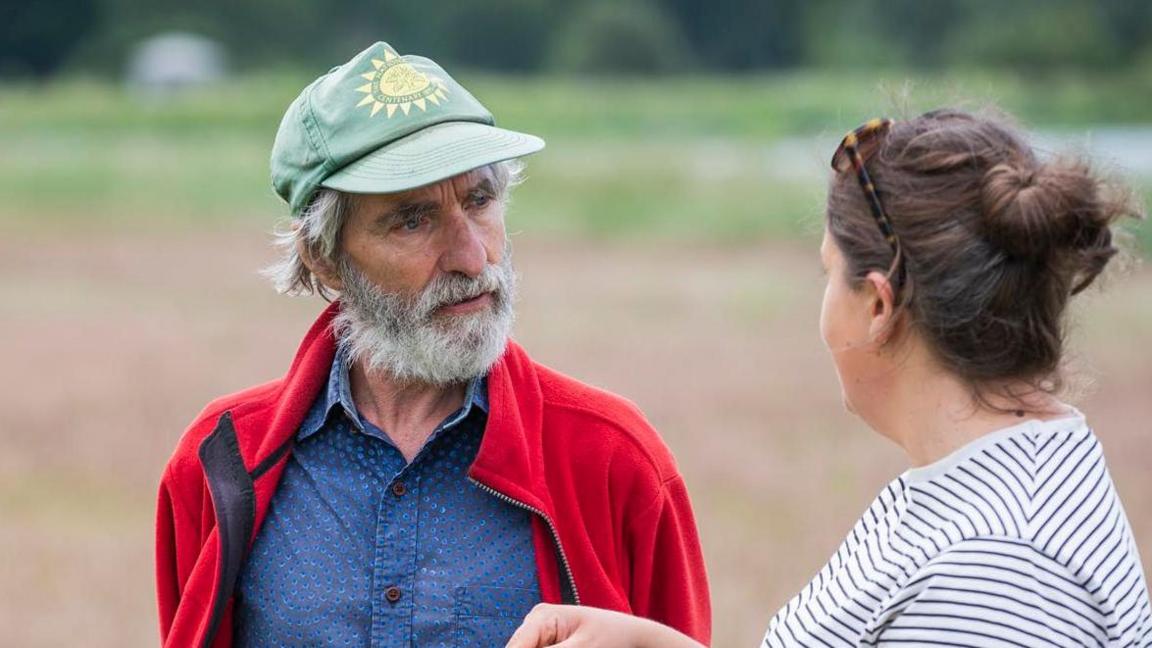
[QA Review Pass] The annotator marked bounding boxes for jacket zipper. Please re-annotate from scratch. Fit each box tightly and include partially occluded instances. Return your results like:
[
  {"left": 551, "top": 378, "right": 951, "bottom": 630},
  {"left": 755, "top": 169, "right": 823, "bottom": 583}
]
[{"left": 468, "top": 477, "right": 581, "bottom": 605}]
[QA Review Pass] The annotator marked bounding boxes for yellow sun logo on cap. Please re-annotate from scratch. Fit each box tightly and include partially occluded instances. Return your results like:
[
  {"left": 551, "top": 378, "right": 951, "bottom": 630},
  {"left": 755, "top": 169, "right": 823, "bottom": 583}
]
[{"left": 355, "top": 49, "right": 449, "bottom": 118}]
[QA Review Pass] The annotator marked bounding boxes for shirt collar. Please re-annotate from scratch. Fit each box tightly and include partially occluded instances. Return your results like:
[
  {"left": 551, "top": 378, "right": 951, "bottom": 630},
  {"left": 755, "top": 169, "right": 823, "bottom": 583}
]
[{"left": 297, "top": 346, "right": 488, "bottom": 442}]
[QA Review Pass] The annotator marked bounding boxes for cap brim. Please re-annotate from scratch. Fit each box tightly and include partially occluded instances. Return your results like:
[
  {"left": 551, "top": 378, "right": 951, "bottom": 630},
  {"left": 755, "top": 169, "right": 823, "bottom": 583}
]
[{"left": 320, "top": 121, "right": 544, "bottom": 194}]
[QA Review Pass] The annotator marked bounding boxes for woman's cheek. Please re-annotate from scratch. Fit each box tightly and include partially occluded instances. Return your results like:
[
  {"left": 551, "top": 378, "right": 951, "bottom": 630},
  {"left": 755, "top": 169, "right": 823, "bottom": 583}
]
[
  {"left": 819, "top": 281, "right": 835, "bottom": 351},
  {"left": 821, "top": 279, "right": 866, "bottom": 414}
]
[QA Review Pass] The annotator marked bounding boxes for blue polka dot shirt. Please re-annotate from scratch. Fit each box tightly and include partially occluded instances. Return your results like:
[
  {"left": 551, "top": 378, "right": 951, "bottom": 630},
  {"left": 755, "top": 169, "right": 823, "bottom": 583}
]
[{"left": 235, "top": 348, "right": 540, "bottom": 647}]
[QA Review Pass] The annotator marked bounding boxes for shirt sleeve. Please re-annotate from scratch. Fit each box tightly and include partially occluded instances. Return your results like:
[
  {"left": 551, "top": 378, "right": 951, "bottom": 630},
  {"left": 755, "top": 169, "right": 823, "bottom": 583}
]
[
  {"left": 871, "top": 537, "right": 1111, "bottom": 647},
  {"left": 624, "top": 474, "right": 712, "bottom": 646}
]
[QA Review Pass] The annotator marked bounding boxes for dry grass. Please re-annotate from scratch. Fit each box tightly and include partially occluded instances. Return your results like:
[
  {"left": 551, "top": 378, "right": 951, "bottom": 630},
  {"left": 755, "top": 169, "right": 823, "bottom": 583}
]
[{"left": 1, "top": 226, "right": 1148, "bottom": 646}]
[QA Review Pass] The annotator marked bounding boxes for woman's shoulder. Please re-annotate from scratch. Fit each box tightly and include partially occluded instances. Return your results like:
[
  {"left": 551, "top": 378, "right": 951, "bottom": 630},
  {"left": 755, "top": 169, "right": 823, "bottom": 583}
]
[
  {"left": 893, "top": 415, "right": 1149, "bottom": 639},
  {"left": 904, "top": 414, "right": 1110, "bottom": 535},
  {"left": 897, "top": 414, "right": 1144, "bottom": 574}
]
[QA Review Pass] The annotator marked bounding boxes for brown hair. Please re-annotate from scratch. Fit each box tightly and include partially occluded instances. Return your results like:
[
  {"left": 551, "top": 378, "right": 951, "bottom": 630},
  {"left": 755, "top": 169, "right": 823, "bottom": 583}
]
[{"left": 826, "top": 108, "right": 1143, "bottom": 405}]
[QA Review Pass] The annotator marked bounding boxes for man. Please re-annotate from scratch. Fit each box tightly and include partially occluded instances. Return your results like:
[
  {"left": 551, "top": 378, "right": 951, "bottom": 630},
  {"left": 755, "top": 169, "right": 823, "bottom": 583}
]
[{"left": 155, "top": 42, "right": 710, "bottom": 647}]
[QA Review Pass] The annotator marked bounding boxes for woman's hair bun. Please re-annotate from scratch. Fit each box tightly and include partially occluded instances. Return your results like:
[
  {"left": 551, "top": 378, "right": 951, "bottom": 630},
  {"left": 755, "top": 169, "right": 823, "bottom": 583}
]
[
  {"left": 979, "top": 158, "right": 1100, "bottom": 260},
  {"left": 826, "top": 108, "right": 1143, "bottom": 403}
]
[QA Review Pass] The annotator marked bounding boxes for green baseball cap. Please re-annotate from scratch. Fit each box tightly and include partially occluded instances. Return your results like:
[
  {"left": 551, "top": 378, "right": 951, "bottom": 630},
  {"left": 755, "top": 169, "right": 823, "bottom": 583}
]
[{"left": 271, "top": 42, "right": 545, "bottom": 215}]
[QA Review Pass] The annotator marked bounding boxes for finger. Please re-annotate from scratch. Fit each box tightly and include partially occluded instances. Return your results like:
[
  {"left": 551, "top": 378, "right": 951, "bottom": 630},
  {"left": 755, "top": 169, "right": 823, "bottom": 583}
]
[
  {"left": 505, "top": 620, "right": 542, "bottom": 648},
  {"left": 506, "top": 605, "right": 561, "bottom": 648}
]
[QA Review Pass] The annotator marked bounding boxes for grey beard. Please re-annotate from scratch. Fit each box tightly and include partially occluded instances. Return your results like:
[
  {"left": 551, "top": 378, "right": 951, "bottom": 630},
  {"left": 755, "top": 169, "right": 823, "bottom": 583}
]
[{"left": 332, "top": 249, "right": 518, "bottom": 386}]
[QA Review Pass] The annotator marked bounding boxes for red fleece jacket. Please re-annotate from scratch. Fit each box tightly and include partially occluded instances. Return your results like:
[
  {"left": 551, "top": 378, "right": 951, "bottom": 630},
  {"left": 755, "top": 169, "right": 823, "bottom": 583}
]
[{"left": 156, "top": 303, "right": 711, "bottom": 647}]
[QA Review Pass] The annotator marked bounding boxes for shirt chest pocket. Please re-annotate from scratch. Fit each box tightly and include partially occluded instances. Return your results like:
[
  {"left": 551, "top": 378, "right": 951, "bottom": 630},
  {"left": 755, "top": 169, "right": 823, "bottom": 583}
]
[{"left": 453, "top": 585, "right": 540, "bottom": 647}]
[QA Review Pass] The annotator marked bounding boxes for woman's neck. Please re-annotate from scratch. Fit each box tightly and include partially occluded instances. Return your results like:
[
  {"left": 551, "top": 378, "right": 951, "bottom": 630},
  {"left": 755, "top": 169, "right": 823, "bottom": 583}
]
[{"left": 870, "top": 343, "right": 1071, "bottom": 467}]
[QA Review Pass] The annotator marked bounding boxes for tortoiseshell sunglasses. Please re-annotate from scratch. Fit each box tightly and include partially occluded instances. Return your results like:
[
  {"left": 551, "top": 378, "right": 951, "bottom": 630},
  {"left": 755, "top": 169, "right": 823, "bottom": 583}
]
[{"left": 831, "top": 118, "right": 898, "bottom": 252}]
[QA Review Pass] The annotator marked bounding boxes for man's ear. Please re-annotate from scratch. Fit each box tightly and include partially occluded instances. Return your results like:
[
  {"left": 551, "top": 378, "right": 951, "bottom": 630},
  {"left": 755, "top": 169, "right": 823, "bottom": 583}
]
[
  {"left": 296, "top": 236, "right": 345, "bottom": 292},
  {"left": 862, "top": 270, "right": 898, "bottom": 345}
]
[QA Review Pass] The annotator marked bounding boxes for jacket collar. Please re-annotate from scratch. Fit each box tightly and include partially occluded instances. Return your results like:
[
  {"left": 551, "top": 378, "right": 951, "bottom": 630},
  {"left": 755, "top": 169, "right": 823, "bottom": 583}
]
[{"left": 226, "top": 301, "right": 339, "bottom": 469}]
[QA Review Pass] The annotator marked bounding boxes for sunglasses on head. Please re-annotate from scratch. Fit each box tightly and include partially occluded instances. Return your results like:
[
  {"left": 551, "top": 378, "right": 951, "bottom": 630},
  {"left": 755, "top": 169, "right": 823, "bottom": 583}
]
[{"left": 831, "top": 118, "right": 899, "bottom": 253}]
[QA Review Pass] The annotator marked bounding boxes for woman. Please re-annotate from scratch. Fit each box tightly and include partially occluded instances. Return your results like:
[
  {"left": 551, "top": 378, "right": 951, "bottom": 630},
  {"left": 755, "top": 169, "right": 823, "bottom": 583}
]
[{"left": 507, "top": 109, "right": 1152, "bottom": 647}]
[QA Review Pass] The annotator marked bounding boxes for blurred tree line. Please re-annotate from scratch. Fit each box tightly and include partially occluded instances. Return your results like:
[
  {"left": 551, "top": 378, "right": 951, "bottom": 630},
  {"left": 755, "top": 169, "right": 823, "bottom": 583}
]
[{"left": 3, "top": 0, "right": 1152, "bottom": 78}]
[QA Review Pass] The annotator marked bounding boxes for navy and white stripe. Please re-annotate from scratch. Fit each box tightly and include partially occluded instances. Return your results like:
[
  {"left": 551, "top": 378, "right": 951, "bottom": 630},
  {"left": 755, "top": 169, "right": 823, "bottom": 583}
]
[{"left": 763, "top": 413, "right": 1152, "bottom": 646}]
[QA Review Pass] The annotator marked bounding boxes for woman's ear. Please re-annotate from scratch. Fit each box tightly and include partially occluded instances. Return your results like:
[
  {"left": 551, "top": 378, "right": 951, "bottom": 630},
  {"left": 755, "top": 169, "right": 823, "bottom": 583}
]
[
  {"left": 296, "top": 235, "right": 345, "bottom": 293},
  {"left": 863, "top": 270, "right": 898, "bottom": 345}
]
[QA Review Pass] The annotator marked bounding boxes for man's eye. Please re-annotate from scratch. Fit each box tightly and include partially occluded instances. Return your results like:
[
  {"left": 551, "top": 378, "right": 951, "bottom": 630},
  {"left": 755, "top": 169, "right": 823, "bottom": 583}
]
[
  {"left": 470, "top": 192, "right": 491, "bottom": 207},
  {"left": 397, "top": 214, "right": 426, "bottom": 232}
]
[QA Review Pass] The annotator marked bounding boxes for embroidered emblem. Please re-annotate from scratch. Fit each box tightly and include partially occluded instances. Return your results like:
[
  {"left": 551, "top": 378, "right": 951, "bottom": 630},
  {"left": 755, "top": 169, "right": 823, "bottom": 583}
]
[{"left": 355, "top": 48, "right": 449, "bottom": 118}]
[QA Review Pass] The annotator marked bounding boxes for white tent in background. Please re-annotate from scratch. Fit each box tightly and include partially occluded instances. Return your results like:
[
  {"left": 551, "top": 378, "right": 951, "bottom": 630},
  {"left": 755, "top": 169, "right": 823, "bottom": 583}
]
[{"left": 126, "top": 32, "right": 226, "bottom": 94}]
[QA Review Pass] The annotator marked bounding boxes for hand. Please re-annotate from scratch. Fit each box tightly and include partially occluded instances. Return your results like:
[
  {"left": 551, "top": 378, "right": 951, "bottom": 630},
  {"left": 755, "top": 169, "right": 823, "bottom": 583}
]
[{"left": 505, "top": 604, "right": 704, "bottom": 648}]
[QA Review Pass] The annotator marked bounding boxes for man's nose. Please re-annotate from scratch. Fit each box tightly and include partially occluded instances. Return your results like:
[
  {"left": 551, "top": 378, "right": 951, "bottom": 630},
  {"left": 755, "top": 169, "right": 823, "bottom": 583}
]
[{"left": 436, "top": 208, "right": 488, "bottom": 278}]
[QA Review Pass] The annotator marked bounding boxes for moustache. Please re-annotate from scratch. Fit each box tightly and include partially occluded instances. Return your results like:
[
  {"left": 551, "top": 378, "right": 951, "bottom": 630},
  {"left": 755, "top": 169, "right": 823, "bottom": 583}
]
[{"left": 417, "top": 265, "right": 505, "bottom": 315}]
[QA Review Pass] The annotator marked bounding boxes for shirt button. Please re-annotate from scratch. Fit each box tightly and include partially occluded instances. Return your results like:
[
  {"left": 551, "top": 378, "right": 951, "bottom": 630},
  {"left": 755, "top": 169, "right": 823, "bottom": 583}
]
[
  {"left": 391, "top": 481, "right": 407, "bottom": 497},
  {"left": 385, "top": 586, "right": 402, "bottom": 603}
]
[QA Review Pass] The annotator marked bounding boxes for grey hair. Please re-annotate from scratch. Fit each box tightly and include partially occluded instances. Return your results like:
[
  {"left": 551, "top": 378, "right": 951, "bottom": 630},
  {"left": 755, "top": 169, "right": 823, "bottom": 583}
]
[{"left": 262, "top": 159, "right": 525, "bottom": 298}]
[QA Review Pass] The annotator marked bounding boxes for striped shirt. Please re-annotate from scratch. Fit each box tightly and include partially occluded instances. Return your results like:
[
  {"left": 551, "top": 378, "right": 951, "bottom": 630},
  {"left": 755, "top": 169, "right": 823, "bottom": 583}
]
[{"left": 763, "top": 413, "right": 1152, "bottom": 647}]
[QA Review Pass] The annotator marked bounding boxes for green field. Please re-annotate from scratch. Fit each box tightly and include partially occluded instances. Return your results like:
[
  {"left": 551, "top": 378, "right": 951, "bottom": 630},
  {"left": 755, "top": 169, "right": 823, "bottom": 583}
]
[{"left": 2, "top": 71, "right": 1149, "bottom": 248}]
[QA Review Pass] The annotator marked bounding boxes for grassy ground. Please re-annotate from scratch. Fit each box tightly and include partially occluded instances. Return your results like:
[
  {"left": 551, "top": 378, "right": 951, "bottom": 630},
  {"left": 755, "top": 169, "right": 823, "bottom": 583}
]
[{"left": 2, "top": 72, "right": 1149, "bottom": 246}]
